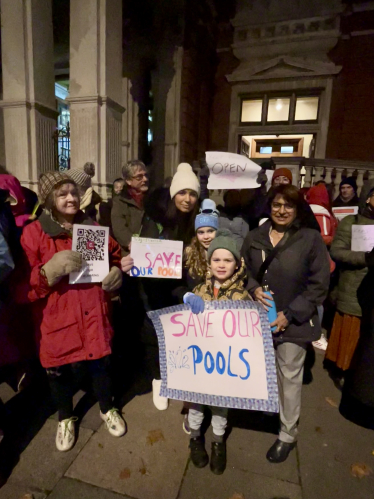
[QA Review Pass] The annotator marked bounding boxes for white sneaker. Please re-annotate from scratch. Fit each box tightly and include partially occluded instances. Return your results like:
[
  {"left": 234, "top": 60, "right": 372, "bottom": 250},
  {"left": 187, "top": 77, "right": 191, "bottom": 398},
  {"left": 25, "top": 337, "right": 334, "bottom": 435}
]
[
  {"left": 182, "top": 414, "right": 191, "bottom": 435},
  {"left": 152, "top": 379, "right": 168, "bottom": 410},
  {"left": 313, "top": 334, "right": 328, "bottom": 351},
  {"left": 100, "top": 408, "right": 126, "bottom": 437},
  {"left": 55, "top": 417, "right": 78, "bottom": 452}
]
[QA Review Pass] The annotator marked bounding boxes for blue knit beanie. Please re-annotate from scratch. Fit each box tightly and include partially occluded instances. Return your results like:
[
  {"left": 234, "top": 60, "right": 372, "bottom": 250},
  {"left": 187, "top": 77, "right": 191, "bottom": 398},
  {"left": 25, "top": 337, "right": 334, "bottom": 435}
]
[{"left": 195, "top": 199, "right": 219, "bottom": 231}]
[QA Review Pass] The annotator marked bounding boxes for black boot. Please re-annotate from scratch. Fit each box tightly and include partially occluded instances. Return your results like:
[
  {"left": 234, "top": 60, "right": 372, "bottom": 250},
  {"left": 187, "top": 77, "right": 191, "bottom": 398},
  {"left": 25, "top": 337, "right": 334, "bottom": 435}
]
[
  {"left": 210, "top": 441, "right": 226, "bottom": 475},
  {"left": 266, "top": 439, "right": 296, "bottom": 463},
  {"left": 189, "top": 437, "right": 209, "bottom": 468}
]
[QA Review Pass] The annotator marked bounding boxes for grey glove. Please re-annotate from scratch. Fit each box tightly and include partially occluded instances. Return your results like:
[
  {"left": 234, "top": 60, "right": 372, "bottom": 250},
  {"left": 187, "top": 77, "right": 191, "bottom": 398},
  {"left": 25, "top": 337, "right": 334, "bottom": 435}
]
[
  {"left": 42, "top": 250, "right": 82, "bottom": 287},
  {"left": 102, "top": 266, "right": 122, "bottom": 292}
]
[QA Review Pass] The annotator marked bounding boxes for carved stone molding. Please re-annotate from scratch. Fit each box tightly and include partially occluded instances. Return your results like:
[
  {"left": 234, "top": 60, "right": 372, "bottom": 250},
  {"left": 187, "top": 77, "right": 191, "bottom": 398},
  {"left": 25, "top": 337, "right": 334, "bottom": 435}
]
[{"left": 227, "top": 55, "right": 342, "bottom": 82}]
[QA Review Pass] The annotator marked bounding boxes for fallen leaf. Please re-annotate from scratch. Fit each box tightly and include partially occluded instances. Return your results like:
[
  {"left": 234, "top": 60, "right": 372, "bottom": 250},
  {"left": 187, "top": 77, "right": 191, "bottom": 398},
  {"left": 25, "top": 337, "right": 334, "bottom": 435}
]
[
  {"left": 325, "top": 397, "right": 338, "bottom": 408},
  {"left": 350, "top": 463, "right": 373, "bottom": 479},
  {"left": 372, "top": 450, "right": 374, "bottom": 456},
  {"left": 98, "top": 443, "right": 103, "bottom": 449},
  {"left": 119, "top": 468, "right": 131, "bottom": 479},
  {"left": 146, "top": 429, "right": 165, "bottom": 446},
  {"left": 315, "top": 426, "right": 322, "bottom": 433},
  {"left": 19, "top": 495, "right": 34, "bottom": 499},
  {"left": 139, "top": 458, "right": 147, "bottom": 475},
  {"left": 229, "top": 494, "right": 245, "bottom": 499}
]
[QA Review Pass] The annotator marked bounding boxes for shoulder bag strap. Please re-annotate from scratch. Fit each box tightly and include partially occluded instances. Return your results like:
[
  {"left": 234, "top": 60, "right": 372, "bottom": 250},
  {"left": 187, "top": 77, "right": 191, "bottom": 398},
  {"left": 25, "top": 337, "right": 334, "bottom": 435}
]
[{"left": 256, "top": 227, "right": 303, "bottom": 284}]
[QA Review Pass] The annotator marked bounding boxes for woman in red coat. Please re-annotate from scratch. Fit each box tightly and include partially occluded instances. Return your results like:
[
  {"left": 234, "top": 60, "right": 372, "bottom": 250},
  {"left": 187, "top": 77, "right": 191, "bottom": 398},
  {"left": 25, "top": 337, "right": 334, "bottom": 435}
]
[{"left": 21, "top": 172, "right": 125, "bottom": 452}]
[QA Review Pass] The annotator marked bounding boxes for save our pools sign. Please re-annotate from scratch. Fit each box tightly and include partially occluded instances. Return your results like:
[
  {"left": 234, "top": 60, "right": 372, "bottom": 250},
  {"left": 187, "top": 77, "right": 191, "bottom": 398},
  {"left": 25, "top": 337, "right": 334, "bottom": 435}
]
[{"left": 148, "top": 300, "right": 279, "bottom": 412}]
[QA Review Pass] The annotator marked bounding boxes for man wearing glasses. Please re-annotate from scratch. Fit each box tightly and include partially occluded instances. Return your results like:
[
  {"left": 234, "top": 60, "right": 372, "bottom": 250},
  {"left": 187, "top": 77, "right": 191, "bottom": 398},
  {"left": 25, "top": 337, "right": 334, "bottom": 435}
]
[{"left": 111, "top": 160, "right": 149, "bottom": 255}]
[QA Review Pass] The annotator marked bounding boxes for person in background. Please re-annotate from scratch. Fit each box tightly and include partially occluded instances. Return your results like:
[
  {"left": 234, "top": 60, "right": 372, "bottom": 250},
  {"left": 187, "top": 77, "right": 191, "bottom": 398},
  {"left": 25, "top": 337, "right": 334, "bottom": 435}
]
[
  {"left": 242, "top": 185, "right": 330, "bottom": 463},
  {"left": 120, "top": 163, "right": 200, "bottom": 411},
  {"left": 218, "top": 191, "right": 249, "bottom": 250},
  {"left": 272, "top": 168, "right": 293, "bottom": 186},
  {"left": 325, "top": 183, "right": 374, "bottom": 377},
  {"left": 98, "top": 178, "right": 125, "bottom": 229},
  {"left": 332, "top": 177, "right": 359, "bottom": 208},
  {"left": 21, "top": 172, "right": 125, "bottom": 452},
  {"left": 111, "top": 160, "right": 149, "bottom": 255},
  {"left": 0, "top": 173, "right": 32, "bottom": 228},
  {"left": 67, "top": 162, "right": 102, "bottom": 220},
  {"left": 184, "top": 229, "right": 252, "bottom": 475}
]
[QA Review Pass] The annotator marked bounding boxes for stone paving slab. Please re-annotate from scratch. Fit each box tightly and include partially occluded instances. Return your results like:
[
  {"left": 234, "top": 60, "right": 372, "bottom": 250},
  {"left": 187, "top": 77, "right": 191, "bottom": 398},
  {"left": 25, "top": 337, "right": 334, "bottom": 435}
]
[
  {"left": 225, "top": 426, "right": 299, "bottom": 485},
  {"left": 298, "top": 405, "right": 374, "bottom": 499},
  {"left": 0, "top": 419, "right": 92, "bottom": 496},
  {"left": 48, "top": 477, "right": 130, "bottom": 498},
  {"left": 0, "top": 483, "right": 47, "bottom": 499},
  {"left": 66, "top": 393, "right": 189, "bottom": 499},
  {"left": 178, "top": 460, "right": 302, "bottom": 499}
]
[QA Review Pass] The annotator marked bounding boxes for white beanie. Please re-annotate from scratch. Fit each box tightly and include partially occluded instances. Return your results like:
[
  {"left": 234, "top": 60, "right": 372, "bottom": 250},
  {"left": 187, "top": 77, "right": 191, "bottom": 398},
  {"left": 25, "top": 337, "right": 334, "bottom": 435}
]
[{"left": 170, "top": 163, "right": 201, "bottom": 199}]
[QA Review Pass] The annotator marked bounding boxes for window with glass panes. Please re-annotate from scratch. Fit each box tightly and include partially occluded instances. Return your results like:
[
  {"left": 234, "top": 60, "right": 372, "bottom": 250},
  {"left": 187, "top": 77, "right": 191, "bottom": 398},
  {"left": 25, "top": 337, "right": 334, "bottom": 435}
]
[{"left": 241, "top": 93, "right": 319, "bottom": 125}]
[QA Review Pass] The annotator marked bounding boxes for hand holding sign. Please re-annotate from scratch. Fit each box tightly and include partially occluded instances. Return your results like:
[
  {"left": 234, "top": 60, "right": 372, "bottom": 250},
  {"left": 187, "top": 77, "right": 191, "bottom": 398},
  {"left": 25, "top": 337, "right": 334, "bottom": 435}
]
[{"left": 206, "top": 152, "right": 265, "bottom": 190}]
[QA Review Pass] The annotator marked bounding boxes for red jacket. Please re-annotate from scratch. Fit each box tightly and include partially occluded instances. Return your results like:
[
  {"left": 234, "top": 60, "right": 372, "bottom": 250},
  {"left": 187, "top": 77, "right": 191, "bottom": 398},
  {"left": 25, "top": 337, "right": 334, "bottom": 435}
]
[
  {"left": 20, "top": 212, "right": 121, "bottom": 368},
  {"left": 306, "top": 184, "right": 338, "bottom": 246}
]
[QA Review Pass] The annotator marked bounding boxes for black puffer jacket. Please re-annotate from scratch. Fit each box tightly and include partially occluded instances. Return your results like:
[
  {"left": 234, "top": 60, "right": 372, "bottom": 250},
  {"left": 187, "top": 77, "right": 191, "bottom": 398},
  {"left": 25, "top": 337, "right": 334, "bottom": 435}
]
[{"left": 241, "top": 219, "right": 330, "bottom": 344}]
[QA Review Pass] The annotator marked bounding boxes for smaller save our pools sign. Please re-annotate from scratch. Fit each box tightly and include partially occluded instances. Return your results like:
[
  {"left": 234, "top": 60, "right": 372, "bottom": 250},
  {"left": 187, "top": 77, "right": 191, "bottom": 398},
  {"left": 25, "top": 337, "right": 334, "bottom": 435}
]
[
  {"left": 130, "top": 237, "right": 183, "bottom": 279},
  {"left": 148, "top": 300, "right": 279, "bottom": 412}
]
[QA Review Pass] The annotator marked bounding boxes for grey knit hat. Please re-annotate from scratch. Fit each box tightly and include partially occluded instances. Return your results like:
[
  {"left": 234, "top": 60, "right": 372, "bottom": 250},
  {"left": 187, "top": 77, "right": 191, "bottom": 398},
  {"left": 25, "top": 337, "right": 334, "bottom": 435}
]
[
  {"left": 207, "top": 228, "right": 240, "bottom": 263},
  {"left": 67, "top": 162, "right": 95, "bottom": 190}
]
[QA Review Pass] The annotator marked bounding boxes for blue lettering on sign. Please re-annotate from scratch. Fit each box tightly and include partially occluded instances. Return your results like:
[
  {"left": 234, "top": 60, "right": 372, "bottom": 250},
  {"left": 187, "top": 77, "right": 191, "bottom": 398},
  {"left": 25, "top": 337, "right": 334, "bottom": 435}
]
[
  {"left": 188, "top": 345, "right": 203, "bottom": 375},
  {"left": 239, "top": 349, "right": 250, "bottom": 380},
  {"left": 130, "top": 266, "right": 140, "bottom": 277},
  {"left": 187, "top": 345, "right": 250, "bottom": 379}
]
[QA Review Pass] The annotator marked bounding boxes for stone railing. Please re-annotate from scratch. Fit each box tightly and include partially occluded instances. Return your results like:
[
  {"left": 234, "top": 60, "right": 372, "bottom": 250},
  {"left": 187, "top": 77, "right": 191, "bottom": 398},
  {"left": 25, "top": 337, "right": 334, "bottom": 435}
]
[{"left": 272, "top": 157, "right": 374, "bottom": 198}]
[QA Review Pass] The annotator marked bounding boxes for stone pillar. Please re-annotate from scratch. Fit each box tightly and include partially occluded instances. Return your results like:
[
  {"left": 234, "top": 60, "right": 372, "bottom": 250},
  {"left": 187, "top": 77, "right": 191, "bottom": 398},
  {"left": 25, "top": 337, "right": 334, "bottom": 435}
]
[
  {"left": 164, "top": 47, "right": 183, "bottom": 179},
  {"left": 0, "top": 0, "right": 57, "bottom": 189},
  {"left": 122, "top": 78, "right": 139, "bottom": 165},
  {"left": 69, "top": 0, "right": 125, "bottom": 196}
]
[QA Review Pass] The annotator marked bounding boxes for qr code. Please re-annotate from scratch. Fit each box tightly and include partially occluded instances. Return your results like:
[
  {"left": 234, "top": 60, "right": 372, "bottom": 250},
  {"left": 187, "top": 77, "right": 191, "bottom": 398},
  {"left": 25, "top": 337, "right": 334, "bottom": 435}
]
[{"left": 76, "top": 229, "right": 106, "bottom": 261}]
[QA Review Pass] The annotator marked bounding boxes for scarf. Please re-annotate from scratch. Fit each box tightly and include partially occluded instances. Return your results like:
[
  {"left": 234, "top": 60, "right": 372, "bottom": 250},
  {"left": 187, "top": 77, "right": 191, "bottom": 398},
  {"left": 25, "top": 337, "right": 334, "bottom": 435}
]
[{"left": 128, "top": 187, "right": 144, "bottom": 209}]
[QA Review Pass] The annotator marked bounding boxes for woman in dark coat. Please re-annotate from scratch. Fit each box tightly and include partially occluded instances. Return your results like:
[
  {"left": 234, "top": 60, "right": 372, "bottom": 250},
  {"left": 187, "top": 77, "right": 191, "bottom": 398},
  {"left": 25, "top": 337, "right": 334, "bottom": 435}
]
[
  {"left": 241, "top": 184, "right": 330, "bottom": 463},
  {"left": 121, "top": 163, "right": 200, "bottom": 411}
]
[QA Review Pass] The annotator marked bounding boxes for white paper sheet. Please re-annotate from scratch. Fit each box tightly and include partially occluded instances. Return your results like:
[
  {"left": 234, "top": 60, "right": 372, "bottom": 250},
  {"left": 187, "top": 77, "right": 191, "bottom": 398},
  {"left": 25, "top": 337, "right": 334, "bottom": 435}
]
[
  {"left": 130, "top": 237, "right": 183, "bottom": 279},
  {"left": 206, "top": 151, "right": 263, "bottom": 190},
  {"left": 351, "top": 224, "right": 374, "bottom": 252},
  {"left": 69, "top": 224, "right": 109, "bottom": 284}
]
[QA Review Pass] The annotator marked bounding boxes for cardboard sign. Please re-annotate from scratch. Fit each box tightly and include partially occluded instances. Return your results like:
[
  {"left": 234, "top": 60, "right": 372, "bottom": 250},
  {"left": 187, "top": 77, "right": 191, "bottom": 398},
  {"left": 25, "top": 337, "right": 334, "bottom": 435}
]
[
  {"left": 69, "top": 224, "right": 109, "bottom": 284},
  {"left": 130, "top": 237, "right": 183, "bottom": 279},
  {"left": 206, "top": 151, "right": 263, "bottom": 190},
  {"left": 351, "top": 225, "right": 374, "bottom": 252},
  {"left": 148, "top": 301, "right": 279, "bottom": 412},
  {"left": 332, "top": 206, "right": 358, "bottom": 221}
]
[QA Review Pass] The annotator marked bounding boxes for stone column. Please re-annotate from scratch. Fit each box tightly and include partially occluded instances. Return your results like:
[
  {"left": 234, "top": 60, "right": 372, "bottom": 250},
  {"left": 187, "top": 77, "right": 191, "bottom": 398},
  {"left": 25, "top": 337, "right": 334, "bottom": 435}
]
[
  {"left": 0, "top": 0, "right": 57, "bottom": 189},
  {"left": 122, "top": 78, "right": 139, "bottom": 165},
  {"left": 69, "top": 0, "right": 125, "bottom": 196}
]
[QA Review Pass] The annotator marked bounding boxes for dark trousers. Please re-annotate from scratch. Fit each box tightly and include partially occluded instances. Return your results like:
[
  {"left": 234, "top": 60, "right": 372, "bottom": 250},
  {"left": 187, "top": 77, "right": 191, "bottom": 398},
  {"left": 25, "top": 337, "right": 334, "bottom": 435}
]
[{"left": 46, "top": 357, "right": 113, "bottom": 421}]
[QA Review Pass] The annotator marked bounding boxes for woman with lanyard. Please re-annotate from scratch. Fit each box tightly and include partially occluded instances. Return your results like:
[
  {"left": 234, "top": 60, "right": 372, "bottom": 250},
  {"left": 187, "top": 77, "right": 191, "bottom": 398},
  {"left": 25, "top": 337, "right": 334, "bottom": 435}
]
[{"left": 241, "top": 184, "right": 330, "bottom": 463}]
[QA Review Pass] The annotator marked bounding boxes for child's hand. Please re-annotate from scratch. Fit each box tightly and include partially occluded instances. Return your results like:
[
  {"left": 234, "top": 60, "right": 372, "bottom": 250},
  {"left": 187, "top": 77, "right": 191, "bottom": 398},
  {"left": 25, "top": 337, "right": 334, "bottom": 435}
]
[{"left": 183, "top": 293, "right": 205, "bottom": 314}]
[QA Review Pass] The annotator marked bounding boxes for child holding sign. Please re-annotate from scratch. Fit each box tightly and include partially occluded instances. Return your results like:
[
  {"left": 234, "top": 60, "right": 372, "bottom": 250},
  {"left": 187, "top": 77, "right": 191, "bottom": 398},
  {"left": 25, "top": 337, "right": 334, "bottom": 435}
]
[{"left": 183, "top": 228, "right": 252, "bottom": 474}]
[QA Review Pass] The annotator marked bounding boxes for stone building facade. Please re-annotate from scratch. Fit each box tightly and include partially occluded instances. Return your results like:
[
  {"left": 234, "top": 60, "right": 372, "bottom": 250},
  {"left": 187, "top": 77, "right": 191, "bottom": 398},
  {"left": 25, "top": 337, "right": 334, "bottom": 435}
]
[{"left": 0, "top": 0, "right": 373, "bottom": 194}]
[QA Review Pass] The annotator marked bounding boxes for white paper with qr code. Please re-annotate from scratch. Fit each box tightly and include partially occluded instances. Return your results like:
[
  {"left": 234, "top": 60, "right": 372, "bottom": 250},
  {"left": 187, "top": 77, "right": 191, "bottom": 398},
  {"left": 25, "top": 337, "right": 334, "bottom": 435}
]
[{"left": 69, "top": 224, "right": 109, "bottom": 284}]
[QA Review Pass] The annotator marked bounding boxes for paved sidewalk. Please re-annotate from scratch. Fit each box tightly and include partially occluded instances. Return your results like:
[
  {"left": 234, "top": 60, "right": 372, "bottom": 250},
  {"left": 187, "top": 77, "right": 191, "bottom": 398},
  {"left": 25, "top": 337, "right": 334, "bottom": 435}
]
[{"left": 0, "top": 351, "right": 373, "bottom": 499}]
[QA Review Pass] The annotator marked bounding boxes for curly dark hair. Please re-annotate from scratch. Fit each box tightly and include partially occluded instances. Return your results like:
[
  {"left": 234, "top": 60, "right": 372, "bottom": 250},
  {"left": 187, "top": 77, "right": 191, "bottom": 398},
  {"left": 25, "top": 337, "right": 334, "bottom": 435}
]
[{"left": 184, "top": 237, "right": 209, "bottom": 278}]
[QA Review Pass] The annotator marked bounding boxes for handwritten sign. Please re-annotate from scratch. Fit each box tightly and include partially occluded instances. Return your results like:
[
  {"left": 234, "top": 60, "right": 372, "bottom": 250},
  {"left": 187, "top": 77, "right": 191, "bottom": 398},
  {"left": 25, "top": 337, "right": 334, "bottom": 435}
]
[
  {"left": 206, "top": 151, "right": 263, "bottom": 190},
  {"left": 130, "top": 237, "right": 183, "bottom": 279},
  {"left": 148, "top": 301, "right": 279, "bottom": 411},
  {"left": 69, "top": 224, "right": 109, "bottom": 284},
  {"left": 351, "top": 225, "right": 374, "bottom": 252},
  {"left": 332, "top": 206, "right": 358, "bottom": 221}
]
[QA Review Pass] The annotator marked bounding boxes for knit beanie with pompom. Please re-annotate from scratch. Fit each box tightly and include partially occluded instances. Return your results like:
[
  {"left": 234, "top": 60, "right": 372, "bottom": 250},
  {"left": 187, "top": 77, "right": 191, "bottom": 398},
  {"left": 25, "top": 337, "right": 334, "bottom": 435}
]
[
  {"left": 207, "top": 228, "right": 240, "bottom": 263},
  {"left": 67, "top": 162, "right": 95, "bottom": 190},
  {"left": 169, "top": 163, "right": 200, "bottom": 199}
]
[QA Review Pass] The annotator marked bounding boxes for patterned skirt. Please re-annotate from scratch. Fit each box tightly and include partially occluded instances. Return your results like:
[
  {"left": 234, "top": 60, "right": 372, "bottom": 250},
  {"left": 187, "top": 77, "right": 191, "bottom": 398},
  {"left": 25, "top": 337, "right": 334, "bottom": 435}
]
[{"left": 325, "top": 311, "right": 361, "bottom": 371}]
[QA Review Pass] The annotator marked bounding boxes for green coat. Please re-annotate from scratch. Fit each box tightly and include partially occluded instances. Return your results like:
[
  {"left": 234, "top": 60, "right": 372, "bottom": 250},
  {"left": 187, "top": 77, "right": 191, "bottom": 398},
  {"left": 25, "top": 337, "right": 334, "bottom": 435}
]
[
  {"left": 111, "top": 188, "right": 144, "bottom": 255},
  {"left": 330, "top": 214, "right": 374, "bottom": 317}
]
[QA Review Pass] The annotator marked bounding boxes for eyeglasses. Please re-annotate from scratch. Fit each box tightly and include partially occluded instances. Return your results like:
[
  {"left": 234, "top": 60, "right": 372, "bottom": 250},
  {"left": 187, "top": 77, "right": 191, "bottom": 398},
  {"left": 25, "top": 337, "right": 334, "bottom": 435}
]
[
  {"left": 271, "top": 202, "right": 295, "bottom": 212},
  {"left": 132, "top": 173, "right": 148, "bottom": 181}
]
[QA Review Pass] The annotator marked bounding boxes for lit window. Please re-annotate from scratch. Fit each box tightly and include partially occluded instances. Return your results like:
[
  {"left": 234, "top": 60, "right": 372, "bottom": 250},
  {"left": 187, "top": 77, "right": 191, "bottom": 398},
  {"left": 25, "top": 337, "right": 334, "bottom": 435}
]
[
  {"left": 295, "top": 97, "right": 319, "bottom": 121},
  {"left": 267, "top": 98, "right": 290, "bottom": 122},
  {"left": 281, "top": 146, "right": 294, "bottom": 154},
  {"left": 260, "top": 146, "right": 272, "bottom": 154},
  {"left": 241, "top": 99, "right": 262, "bottom": 122}
]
